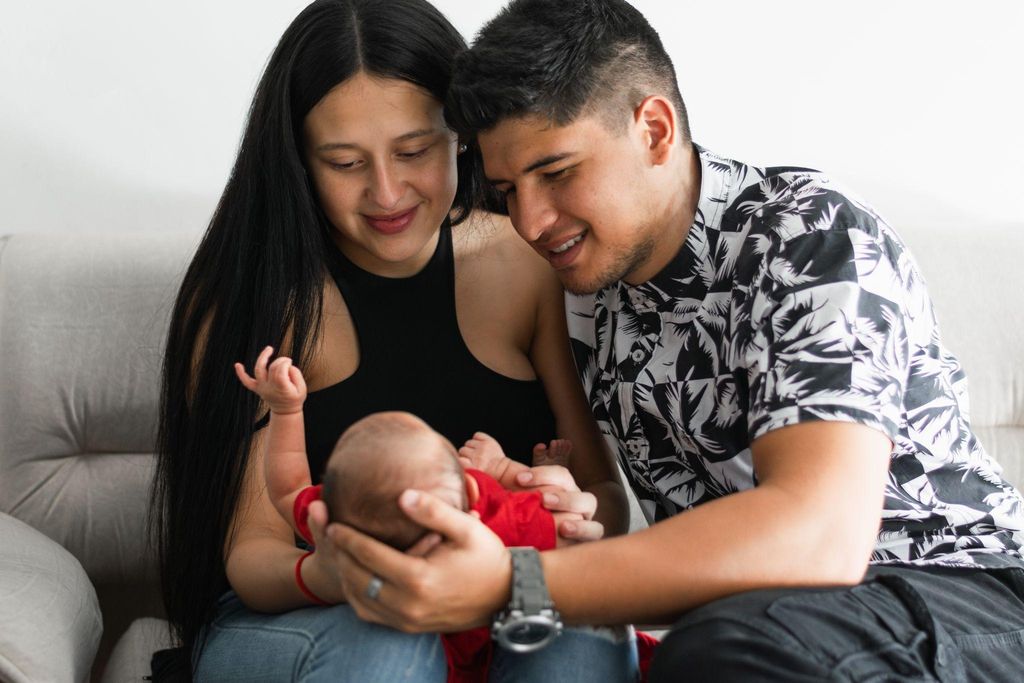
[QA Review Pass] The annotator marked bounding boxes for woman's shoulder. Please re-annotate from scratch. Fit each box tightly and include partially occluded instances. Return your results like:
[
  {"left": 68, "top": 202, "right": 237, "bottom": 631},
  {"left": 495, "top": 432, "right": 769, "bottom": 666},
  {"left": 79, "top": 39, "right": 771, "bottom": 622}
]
[
  {"left": 451, "top": 214, "right": 562, "bottom": 365},
  {"left": 453, "top": 211, "right": 558, "bottom": 288}
]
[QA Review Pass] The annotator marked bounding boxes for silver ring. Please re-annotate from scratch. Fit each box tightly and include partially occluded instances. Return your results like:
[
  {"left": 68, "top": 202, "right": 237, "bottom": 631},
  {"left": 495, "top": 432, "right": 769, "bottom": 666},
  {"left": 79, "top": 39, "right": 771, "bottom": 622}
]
[{"left": 365, "top": 575, "right": 384, "bottom": 600}]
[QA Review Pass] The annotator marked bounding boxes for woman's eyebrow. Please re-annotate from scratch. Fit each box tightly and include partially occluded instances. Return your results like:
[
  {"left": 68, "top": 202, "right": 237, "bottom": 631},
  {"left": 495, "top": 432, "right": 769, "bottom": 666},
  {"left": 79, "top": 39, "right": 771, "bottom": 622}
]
[{"left": 315, "top": 128, "right": 439, "bottom": 152}]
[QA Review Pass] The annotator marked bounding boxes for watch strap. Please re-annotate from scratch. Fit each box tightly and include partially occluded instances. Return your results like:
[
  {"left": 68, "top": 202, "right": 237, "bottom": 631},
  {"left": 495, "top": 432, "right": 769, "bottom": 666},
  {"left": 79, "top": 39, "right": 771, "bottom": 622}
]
[{"left": 508, "top": 547, "right": 553, "bottom": 614}]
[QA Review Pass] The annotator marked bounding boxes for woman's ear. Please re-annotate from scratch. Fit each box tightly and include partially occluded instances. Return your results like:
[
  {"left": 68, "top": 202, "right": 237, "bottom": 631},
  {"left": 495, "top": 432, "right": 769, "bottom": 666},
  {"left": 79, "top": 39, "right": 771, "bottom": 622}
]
[
  {"left": 633, "top": 95, "right": 678, "bottom": 166},
  {"left": 464, "top": 472, "right": 480, "bottom": 508}
]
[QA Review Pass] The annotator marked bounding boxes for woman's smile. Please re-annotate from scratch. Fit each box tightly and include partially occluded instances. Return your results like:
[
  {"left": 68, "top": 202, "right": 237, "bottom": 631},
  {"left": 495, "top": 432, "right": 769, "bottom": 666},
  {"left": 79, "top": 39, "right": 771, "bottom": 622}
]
[{"left": 362, "top": 205, "right": 420, "bottom": 235}]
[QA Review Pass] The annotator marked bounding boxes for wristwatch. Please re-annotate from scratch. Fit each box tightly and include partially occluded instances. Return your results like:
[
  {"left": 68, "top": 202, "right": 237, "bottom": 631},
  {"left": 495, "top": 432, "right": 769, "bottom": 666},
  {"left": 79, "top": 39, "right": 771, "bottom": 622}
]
[{"left": 491, "top": 547, "right": 563, "bottom": 652}]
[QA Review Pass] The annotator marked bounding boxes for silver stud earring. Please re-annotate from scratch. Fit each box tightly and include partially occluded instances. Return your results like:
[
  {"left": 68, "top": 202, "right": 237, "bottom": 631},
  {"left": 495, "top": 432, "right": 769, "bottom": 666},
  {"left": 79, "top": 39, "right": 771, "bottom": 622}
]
[{"left": 457, "top": 143, "right": 468, "bottom": 154}]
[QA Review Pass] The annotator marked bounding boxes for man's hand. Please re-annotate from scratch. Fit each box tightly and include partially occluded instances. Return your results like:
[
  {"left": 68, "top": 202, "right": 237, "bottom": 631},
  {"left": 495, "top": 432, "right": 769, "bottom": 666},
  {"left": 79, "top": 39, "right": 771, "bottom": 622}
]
[
  {"left": 327, "top": 489, "right": 513, "bottom": 633},
  {"left": 235, "top": 345, "right": 307, "bottom": 414},
  {"left": 300, "top": 499, "right": 349, "bottom": 605},
  {"left": 515, "top": 465, "right": 604, "bottom": 546}
]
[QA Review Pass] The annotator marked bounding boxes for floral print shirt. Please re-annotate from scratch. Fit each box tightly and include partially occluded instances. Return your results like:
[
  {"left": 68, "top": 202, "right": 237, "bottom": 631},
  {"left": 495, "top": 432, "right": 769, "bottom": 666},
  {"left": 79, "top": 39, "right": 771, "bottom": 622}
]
[{"left": 566, "top": 145, "right": 1024, "bottom": 568}]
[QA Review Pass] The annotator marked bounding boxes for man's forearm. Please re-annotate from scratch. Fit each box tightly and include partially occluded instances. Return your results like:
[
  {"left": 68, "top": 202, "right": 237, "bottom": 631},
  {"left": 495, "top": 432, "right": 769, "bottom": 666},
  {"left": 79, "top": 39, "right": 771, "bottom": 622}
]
[{"left": 542, "top": 484, "right": 871, "bottom": 625}]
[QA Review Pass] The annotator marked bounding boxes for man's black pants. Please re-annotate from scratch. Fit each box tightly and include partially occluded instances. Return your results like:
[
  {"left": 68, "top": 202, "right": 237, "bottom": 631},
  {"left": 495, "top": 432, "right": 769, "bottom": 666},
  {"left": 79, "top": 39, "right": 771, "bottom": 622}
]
[{"left": 649, "top": 564, "right": 1024, "bottom": 682}]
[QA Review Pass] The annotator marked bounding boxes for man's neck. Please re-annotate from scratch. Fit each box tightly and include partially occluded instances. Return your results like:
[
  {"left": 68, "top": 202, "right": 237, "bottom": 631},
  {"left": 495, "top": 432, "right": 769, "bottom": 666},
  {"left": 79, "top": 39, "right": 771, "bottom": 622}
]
[{"left": 622, "top": 142, "right": 702, "bottom": 286}]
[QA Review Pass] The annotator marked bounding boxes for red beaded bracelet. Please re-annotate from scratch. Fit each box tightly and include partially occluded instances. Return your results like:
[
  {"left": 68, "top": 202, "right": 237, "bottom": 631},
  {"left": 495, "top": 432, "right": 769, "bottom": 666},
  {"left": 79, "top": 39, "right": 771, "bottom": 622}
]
[{"left": 295, "top": 550, "right": 331, "bottom": 606}]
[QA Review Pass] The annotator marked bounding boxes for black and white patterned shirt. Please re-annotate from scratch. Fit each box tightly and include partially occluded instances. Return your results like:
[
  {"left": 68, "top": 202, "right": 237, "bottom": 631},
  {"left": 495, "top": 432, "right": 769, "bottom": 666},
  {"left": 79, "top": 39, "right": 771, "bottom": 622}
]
[{"left": 567, "top": 145, "right": 1024, "bottom": 568}]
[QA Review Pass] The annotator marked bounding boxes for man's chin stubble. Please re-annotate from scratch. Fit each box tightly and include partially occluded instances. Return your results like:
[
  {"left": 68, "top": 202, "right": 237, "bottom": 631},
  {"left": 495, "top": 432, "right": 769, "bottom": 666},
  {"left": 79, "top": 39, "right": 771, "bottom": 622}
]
[{"left": 561, "top": 239, "right": 655, "bottom": 296}]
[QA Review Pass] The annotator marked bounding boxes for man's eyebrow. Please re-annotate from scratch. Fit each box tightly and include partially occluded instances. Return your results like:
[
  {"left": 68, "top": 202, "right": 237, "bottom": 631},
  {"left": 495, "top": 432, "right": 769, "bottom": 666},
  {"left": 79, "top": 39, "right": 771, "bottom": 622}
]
[
  {"left": 315, "top": 128, "right": 438, "bottom": 152},
  {"left": 487, "top": 153, "right": 574, "bottom": 185},
  {"left": 524, "top": 153, "right": 573, "bottom": 174}
]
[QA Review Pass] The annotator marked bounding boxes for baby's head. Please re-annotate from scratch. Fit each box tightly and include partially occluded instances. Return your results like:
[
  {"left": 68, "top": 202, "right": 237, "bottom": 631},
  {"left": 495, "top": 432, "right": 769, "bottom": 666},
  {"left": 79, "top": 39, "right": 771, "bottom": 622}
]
[{"left": 320, "top": 412, "right": 472, "bottom": 550}]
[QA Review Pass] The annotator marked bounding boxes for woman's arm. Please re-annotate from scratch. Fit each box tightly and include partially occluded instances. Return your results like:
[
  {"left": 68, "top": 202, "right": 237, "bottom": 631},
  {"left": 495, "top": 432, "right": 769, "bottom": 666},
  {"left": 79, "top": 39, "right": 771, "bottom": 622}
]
[
  {"left": 223, "top": 428, "right": 347, "bottom": 612},
  {"left": 527, "top": 263, "right": 629, "bottom": 538}
]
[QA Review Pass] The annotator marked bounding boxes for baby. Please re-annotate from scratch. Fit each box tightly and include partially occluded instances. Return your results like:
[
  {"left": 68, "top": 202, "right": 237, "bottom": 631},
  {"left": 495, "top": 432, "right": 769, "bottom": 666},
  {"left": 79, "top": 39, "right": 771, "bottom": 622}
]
[
  {"left": 320, "top": 410, "right": 470, "bottom": 551},
  {"left": 234, "top": 346, "right": 573, "bottom": 553},
  {"left": 234, "top": 346, "right": 573, "bottom": 683}
]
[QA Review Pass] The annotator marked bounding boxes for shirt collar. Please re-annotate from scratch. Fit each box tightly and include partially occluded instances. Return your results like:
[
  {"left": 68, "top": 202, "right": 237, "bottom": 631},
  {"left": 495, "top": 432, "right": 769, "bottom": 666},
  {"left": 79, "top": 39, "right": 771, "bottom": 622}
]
[{"left": 616, "top": 144, "right": 739, "bottom": 314}]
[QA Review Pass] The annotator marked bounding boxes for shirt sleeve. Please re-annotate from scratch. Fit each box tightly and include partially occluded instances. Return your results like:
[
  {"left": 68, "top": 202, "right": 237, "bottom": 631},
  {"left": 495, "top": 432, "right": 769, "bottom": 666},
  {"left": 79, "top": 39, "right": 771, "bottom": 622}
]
[{"left": 738, "top": 218, "right": 911, "bottom": 445}]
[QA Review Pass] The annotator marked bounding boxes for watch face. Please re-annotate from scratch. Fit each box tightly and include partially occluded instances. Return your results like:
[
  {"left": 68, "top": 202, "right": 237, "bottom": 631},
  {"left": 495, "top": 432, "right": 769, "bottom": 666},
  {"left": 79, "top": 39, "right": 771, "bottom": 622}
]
[
  {"left": 506, "top": 621, "right": 553, "bottom": 646},
  {"left": 494, "top": 614, "right": 562, "bottom": 653}
]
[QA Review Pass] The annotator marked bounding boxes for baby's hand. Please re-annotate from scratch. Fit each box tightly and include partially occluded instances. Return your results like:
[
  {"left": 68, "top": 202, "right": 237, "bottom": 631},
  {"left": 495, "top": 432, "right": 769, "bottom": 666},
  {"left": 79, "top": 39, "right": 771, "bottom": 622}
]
[
  {"left": 234, "top": 345, "right": 307, "bottom": 414},
  {"left": 532, "top": 439, "right": 572, "bottom": 469},
  {"left": 461, "top": 434, "right": 575, "bottom": 492},
  {"left": 458, "top": 432, "right": 510, "bottom": 480}
]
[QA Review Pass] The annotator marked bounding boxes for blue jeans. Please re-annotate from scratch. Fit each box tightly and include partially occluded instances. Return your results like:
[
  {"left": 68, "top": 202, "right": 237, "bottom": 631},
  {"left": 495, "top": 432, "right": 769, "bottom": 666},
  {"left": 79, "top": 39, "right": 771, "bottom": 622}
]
[{"left": 194, "top": 591, "right": 637, "bottom": 682}]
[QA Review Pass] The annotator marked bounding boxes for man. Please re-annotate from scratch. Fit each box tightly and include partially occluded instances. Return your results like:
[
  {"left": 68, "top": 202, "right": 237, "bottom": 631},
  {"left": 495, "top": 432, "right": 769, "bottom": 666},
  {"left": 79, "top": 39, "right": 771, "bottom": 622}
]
[{"left": 325, "top": 1, "right": 1024, "bottom": 679}]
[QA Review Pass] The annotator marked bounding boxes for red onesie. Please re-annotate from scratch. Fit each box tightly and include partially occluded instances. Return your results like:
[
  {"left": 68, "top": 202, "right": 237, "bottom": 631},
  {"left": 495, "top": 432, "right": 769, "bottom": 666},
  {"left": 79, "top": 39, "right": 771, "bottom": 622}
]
[
  {"left": 442, "top": 469, "right": 557, "bottom": 683},
  {"left": 292, "top": 469, "right": 553, "bottom": 683},
  {"left": 293, "top": 469, "right": 657, "bottom": 683}
]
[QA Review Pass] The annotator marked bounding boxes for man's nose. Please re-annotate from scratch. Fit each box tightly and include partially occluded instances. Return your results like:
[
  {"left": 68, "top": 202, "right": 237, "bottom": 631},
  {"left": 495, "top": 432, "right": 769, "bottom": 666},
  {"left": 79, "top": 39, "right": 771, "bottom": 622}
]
[{"left": 510, "top": 186, "right": 558, "bottom": 244}]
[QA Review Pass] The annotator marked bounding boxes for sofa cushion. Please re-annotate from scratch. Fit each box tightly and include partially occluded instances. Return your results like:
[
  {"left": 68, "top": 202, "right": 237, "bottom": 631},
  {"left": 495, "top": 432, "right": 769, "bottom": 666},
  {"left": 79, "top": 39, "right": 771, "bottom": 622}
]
[
  {"left": 898, "top": 222, "right": 1024, "bottom": 489},
  {"left": 0, "top": 231, "right": 198, "bottom": 584},
  {"left": 100, "top": 618, "right": 178, "bottom": 683},
  {"left": 0, "top": 512, "right": 102, "bottom": 683}
]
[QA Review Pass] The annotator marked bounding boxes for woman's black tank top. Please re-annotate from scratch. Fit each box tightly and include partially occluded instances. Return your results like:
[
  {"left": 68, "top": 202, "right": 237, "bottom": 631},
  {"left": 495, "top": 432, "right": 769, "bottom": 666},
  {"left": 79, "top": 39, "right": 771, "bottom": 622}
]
[{"left": 303, "top": 222, "right": 557, "bottom": 480}]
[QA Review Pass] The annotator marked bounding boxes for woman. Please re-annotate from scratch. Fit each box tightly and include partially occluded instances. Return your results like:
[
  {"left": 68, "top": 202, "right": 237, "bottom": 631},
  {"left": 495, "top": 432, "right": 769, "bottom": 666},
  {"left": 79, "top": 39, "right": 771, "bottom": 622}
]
[{"left": 150, "top": 0, "right": 634, "bottom": 680}]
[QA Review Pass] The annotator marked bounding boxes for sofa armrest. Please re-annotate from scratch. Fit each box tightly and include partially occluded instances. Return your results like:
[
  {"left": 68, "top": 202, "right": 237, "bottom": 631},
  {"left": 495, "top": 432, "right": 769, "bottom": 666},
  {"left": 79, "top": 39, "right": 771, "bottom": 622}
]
[{"left": 0, "top": 512, "right": 102, "bottom": 683}]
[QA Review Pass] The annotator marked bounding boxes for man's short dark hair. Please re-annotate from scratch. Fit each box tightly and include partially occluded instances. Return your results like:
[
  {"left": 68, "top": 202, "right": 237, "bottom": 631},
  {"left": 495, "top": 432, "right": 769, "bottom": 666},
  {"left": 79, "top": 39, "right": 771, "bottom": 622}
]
[{"left": 448, "top": 0, "right": 689, "bottom": 139}]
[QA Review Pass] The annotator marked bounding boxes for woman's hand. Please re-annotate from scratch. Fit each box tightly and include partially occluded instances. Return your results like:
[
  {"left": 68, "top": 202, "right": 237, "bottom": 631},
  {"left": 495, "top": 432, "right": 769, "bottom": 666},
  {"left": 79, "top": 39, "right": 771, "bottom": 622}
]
[
  {"left": 325, "top": 490, "right": 512, "bottom": 633},
  {"left": 515, "top": 465, "right": 605, "bottom": 546}
]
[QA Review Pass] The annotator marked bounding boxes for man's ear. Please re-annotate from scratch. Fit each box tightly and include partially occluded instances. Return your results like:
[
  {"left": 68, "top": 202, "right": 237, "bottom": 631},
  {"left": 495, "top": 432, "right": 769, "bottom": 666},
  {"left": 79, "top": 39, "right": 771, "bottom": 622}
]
[
  {"left": 633, "top": 95, "right": 678, "bottom": 166},
  {"left": 464, "top": 472, "right": 480, "bottom": 508}
]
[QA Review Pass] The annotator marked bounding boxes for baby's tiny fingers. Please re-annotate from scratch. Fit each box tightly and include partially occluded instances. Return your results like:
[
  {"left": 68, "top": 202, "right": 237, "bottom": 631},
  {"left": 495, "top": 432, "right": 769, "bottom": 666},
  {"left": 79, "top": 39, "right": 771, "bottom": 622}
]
[
  {"left": 288, "top": 365, "right": 307, "bottom": 393},
  {"left": 254, "top": 346, "right": 274, "bottom": 380},
  {"left": 268, "top": 357, "right": 292, "bottom": 385},
  {"left": 234, "top": 362, "right": 255, "bottom": 387}
]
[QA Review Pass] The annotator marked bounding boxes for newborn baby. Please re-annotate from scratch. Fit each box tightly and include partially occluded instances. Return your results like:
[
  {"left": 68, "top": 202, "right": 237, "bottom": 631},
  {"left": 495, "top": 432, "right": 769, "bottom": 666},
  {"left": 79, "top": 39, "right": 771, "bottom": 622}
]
[
  {"left": 235, "top": 346, "right": 572, "bottom": 683},
  {"left": 322, "top": 410, "right": 468, "bottom": 549}
]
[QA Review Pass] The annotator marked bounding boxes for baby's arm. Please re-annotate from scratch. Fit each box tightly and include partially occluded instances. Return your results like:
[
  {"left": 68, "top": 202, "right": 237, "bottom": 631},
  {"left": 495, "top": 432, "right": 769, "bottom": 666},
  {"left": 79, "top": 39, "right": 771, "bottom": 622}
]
[
  {"left": 459, "top": 432, "right": 571, "bottom": 490},
  {"left": 235, "top": 346, "right": 311, "bottom": 535}
]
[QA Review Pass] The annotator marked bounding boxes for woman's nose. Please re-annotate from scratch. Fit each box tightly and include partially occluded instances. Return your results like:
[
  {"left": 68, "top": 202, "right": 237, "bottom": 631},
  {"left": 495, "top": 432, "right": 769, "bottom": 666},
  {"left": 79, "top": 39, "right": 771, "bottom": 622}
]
[{"left": 367, "top": 161, "right": 403, "bottom": 209}]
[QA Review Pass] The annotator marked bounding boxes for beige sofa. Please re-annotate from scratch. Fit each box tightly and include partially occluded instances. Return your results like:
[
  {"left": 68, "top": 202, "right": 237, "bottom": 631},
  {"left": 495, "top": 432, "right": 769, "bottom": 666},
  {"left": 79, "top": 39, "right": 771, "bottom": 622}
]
[{"left": 1, "top": 223, "right": 1022, "bottom": 681}]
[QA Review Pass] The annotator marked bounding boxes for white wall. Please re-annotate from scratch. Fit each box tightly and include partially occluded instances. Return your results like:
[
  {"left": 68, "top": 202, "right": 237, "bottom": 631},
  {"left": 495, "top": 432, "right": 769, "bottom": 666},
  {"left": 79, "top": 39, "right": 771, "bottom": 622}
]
[{"left": 2, "top": 1, "right": 1021, "bottom": 234}]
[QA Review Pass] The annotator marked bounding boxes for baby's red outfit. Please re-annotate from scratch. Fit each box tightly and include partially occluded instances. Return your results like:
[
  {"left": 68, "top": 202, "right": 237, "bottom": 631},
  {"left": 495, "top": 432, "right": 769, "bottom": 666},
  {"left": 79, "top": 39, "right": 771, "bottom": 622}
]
[
  {"left": 292, "top": 470, "right": 552, "bottom": 683},
  {"left": 442, "top": 469, "right": 556, "bottom": 683},
  {"left": 293, "top": 470, "right": 657, "bottom": 683}
]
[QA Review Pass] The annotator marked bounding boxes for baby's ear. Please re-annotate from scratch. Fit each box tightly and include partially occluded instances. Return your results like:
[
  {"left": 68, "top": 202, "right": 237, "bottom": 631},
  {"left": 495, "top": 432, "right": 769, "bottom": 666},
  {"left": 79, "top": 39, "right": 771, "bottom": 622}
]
[{"left": 464, "top": 472, "right": 480, "bottom": 508}]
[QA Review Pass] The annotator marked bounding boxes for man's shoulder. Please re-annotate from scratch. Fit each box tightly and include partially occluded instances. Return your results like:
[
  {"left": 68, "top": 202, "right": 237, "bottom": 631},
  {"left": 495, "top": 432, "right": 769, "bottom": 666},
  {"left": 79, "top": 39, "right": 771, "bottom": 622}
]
[
  {"left": 696, "top": 146, "right": 885, "bottom": 243},
  {"left": 721, "top": 163, "right": 888, "bottom": 247}
]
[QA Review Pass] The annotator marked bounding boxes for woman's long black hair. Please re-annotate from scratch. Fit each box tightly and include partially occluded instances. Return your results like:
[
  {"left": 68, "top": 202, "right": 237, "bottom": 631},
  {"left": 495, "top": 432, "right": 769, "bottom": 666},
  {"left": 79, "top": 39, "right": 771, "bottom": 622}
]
[{"left": 151, "top": 0, "right": 494, "bottom": 651}]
